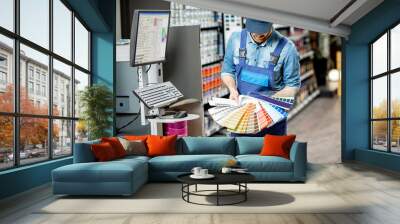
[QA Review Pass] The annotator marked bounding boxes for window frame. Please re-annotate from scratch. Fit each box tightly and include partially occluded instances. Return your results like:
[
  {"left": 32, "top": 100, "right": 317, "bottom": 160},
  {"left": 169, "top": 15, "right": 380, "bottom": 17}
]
[
  {"left": 370, "top": 20, "right": 400, "bottom": 154},
  {"left": 0, "top": 0, "right": 92, "bottom": 171}
]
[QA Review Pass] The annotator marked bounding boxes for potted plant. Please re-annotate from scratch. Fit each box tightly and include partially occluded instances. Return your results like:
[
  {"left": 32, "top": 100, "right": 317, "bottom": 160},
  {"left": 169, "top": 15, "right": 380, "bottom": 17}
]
[{"left": 79, "top": 84, "right": 113, "bottom": 140}]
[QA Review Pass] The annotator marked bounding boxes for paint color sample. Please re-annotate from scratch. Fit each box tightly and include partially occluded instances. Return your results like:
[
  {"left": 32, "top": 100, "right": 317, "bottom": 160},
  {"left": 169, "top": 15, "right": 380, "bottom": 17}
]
[{"left": 208, "top": 95, "right": 294, "bottom": 134}]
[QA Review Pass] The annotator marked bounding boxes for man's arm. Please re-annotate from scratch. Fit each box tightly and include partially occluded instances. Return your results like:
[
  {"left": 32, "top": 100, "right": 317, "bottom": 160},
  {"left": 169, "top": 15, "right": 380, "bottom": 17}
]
[
  {"left": 221, "top": 33, "right": 239, "bottom": 101},
  {"left": 273, "top": 43, "right": 301, "bottom": 98},
  {"left": 222, "top": 75, "right": 239, "bottom": 101}
]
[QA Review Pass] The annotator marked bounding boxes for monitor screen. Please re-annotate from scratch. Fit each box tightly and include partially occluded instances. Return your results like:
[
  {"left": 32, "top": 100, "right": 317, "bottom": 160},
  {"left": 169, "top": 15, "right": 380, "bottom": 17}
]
[{"left": 130, "top": 10, "right": 170, "bottom": 66}]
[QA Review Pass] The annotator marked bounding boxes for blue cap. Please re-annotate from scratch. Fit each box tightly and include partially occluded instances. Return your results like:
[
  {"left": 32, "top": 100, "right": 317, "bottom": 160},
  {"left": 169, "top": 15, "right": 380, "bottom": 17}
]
[{"left": 246, "top": 18, "right": 273, "bottom": 34}]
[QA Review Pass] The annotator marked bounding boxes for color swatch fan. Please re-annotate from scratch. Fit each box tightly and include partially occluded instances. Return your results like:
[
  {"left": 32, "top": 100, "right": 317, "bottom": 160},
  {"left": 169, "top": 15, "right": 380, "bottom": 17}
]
[{"left": 208, "top": 94, "right": 294, "bottom": 134}]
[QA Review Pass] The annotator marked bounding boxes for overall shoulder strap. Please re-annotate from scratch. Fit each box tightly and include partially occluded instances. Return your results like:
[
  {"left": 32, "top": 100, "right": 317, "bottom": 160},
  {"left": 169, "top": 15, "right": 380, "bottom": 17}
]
[
  {"left": 266, "top": 37, "right": 288, "bottom": 81},
  {"left": 238, "top": 29, "right": 247, "bottom": 65},
  {"left": 235, "top": 29, "right": 248, "bottom": 76},
  {"left": 270, "top": 37, "right": 288, "bottom": 65}
]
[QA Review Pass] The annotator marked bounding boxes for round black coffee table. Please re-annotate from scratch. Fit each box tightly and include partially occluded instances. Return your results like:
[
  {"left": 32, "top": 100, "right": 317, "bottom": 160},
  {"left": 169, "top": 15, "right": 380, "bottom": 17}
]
[{"left": 177, "top": 173, "right": 255, "bottom": 206}]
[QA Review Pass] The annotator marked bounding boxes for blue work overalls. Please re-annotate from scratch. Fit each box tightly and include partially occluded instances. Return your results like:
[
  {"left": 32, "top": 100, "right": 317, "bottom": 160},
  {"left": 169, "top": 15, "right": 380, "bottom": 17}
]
[{"left": 231, "top": 29, "right": 288, "bottom": 137}]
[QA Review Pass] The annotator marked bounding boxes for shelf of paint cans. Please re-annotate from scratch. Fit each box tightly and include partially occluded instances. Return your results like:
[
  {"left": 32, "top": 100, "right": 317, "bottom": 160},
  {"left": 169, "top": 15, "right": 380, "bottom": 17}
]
[
  {"left": 201, "top": 63, "right": 229, "bottom": 105},
  {"left": 170, "top": 3, "right": 220, "bottom": 28},
  {"left": 200, "top": 30, "right": 223, "bottom": 65}
]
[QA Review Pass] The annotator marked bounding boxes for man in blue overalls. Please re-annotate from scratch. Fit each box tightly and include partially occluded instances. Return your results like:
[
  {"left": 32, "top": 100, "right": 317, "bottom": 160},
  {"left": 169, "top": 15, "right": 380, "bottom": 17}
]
[{"left": 221, "top": 18, "right": 301, "bottom": 137}]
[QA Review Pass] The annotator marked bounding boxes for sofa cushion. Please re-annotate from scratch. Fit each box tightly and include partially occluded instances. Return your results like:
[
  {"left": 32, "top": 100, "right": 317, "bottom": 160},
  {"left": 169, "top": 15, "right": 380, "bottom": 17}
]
[
  {"left": 91, "top": 142, "right": 118, "bottom": 161},
  {"left": 235, "top": 137, "right": 263, "bottom": 155},
  {"left": 73, "top": 139, "right": 100, "bottom": 163},
  {"left": 53, "top": 159, "right": 147, "bottom": 183},
  {"left": 118, "top": 137, "right": 147, "bottom": 156},
  {"left": 260, "top": 134, "right": 296, "bottom": 159},
  {"left": 179, "top": 137, "right": 235, "bottom": 155},
  {"left": 149, "top": 154, "right": 235, "bottom": 172},
  {"left": 101, "top": 137, "right": 127, "bottom": 158},
  {"left": 236, "top": 155, "right": 293, "bottom": 172},
  {"left": 147, "top": 135, "right": 177, "bottom": 157}
]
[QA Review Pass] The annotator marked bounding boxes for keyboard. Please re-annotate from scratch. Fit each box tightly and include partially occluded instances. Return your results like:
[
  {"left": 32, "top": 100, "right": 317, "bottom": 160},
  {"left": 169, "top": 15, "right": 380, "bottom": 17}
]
[{"left": 133, "top": 81, "right": 184, "bottom": 108}]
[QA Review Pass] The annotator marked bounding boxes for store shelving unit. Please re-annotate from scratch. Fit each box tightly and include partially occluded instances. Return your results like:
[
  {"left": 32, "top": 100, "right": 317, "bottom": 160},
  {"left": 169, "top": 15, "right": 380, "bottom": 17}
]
[
  {"left": 274, "top": 26, "right": 320, "bottom": 121},
  {"left": 170, "top": 3, "right": 228, "bottom": 136}
]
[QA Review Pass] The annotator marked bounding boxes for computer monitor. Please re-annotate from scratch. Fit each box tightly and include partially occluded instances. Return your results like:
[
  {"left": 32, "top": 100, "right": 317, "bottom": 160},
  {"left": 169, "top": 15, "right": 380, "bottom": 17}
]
[{"left": 130, "top": 10, "right": 170, "bottom": 67}]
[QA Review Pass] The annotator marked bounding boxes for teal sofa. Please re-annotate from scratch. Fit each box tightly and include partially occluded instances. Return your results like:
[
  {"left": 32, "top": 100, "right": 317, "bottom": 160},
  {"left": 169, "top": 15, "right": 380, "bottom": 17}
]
[{"left": 52, "top": 137, "right": 307, "bottom": 196}]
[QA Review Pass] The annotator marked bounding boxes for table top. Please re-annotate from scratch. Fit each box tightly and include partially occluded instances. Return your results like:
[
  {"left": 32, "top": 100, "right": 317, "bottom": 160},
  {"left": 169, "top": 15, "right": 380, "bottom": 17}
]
[
  {"left": 177, "top": 172, "right": 255, "bottom": 185},
  {"left": 147, "top": 114, "right": 200, "bottom": 123}
]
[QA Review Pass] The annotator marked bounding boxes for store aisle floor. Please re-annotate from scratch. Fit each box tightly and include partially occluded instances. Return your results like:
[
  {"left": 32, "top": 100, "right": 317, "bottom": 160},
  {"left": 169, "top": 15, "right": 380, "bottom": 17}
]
[{"left": 288, "top": 96, "right": 341, "bottom": 164}]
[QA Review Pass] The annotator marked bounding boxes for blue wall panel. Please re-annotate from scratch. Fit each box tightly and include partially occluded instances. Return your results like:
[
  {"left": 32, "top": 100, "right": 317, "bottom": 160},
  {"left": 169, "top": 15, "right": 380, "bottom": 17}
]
[
  {"left": 343, "top": 44, "right": 369, "bottom": 160},
  {"left": 0, "top": 158, "right": 72, "bottom": 199},
  {"left": 92, "top": 33, "right": 114, "bottom": 87},
  {"left": 91, "top": 0, "right": 116, "bottom": 135},
  {"left": 355, "top": 149, "right": 400, "bottom": 172},
  {"left": 92, "top": 32, "right": 115, "bottom": 135},
  {"left": 344, "top": 0, "right": 400, "bottom": 170}
]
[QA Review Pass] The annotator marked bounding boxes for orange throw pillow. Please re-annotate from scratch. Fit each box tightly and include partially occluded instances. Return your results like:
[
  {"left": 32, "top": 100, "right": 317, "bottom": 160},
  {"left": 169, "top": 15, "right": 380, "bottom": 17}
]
[
  {"left": 260, "top": 134, "right": 296, "bottom": 159},
  {"left": 101, "top": 137, "right": 127, "bottom": 158},
  {"left": 124, "top": 135, "right": 148, "bottom": 141},
  {"left": 91, "top": 142, "right": 117, "bottom": 162},
  {"left": 146, "top": 135, "right": 177, "bottom": 157}
]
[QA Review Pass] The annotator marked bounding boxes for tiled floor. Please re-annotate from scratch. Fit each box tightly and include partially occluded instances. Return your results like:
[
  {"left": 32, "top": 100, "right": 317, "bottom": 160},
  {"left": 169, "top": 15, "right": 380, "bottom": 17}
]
[
  {"left": 288, "top": 96, "right": 341, "bottom": 164},
  {"left": 1, "top": 163, "right": 400, "bottom": 224}
]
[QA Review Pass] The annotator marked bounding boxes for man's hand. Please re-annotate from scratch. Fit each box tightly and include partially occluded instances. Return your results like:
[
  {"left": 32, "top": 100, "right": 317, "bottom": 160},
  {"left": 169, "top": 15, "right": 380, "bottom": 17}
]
[
  {"left": 272, "top": 86, "right": 299, "bottom": 98},
  {"left": 229, "top": 89, "right": 239, "bottom": 102}
]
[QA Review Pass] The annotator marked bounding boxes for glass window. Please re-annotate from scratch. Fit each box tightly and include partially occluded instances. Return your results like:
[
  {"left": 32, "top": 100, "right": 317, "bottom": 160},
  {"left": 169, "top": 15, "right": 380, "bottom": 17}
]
[
  {"left": 74, "top": 18, "right": 89, "bottom": 70},
  {"left": 372, "top": 76, "right": 387, "bottom": 119},
  {"left": 391, "top": 24, "right": 400, "bottom": 70},
  {"left": 28, "top": 81, "right": 34, "bottom": 93},
  {"left": 53, "top": 59, "right": 72, "bottom": 117},
  {"left": 0, "top": 55, "right": 7, "bottom": 67},
  {"left": 74, "top": 69, "right": 89, "bottom": 118},
  {"left": 28, "top": 67, "right": 34, "bottom": 79},
  {"left": 0, "top": 72, "right": 7, "bottom": 84},
  {"left": 372, "top": 121, "right": 388, "bottom": 151},
  {"left": 391, "top": 72, "right": 400, "bottom": 118},
  {"left": 371, "top": 24, "right": 400, "bottom": 154},
  {"left": 372, "top": 34, "right": 387, "bottom": 76},
  {"left": 75, "top": 120, "right": 88, "bottom": 143},
  {"left": 20, "top": 44, "right": 49, "bottom": 115},
  {"left": 0, "top": 116, "right": 14, "bottom": 169},
  {"left": 20, "top": 0, "right": 49, "bottom": 49},
  {"left": 53, "top": 0, "right": 72, "bottom": 60},
  {"left": 35, "top": 70, "right": 40, "bottom": 80},
  {"left": 53, "top": 119, "right": 72, "bottom": 157},
  {"left": 0, "top": 35, "right": 13, "bottom": 113},
  {"left": 0, "top": 0, "right": 91, "bottom": 170},
  {"left": 36, "top": 84, "right": 40, "bottom": 95},
  {"left": 0, "top": 0, "right": 14, "bottom": 31},
  {"left": 19, "top": 117, "right": 49, "bottom": 165},
  {"left": 391, "top": 120, "right": 400, "bottom": 153}
]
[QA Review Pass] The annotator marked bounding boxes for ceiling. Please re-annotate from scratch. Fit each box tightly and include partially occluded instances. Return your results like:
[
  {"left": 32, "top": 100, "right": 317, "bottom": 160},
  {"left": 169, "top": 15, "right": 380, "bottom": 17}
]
[{"left": 166, "top": 0, "right": 384, "bottom": 37}]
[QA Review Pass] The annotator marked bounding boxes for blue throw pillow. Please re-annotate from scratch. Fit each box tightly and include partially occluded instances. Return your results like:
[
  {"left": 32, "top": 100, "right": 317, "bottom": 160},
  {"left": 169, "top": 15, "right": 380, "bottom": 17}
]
[
  {"left": 180, "top": 137, "right": 235, "bottom": 155},
  {"left": 236, "top": 137, "right": 264, "bottom": 155}
]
